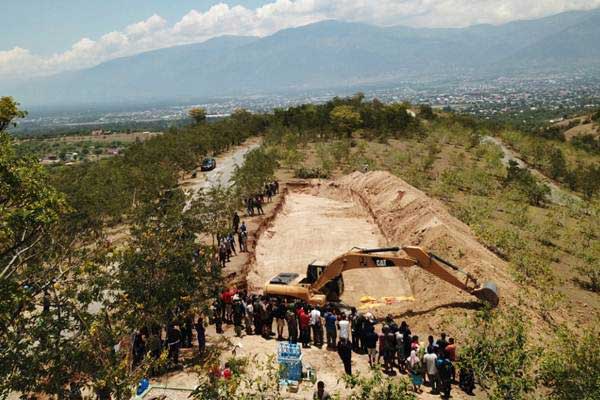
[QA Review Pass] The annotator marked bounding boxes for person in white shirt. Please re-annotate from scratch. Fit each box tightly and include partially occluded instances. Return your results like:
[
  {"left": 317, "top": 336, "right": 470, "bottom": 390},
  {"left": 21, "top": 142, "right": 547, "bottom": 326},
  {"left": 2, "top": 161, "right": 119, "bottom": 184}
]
[
  {"left": 309, "top": 307, "right": 323, "bottom": 347},
  {"left": 337, "top": 314, "right": 350, "bottom": 341},
  {"left": 423, "top": 347, "right": 439, "bottom": 394}
]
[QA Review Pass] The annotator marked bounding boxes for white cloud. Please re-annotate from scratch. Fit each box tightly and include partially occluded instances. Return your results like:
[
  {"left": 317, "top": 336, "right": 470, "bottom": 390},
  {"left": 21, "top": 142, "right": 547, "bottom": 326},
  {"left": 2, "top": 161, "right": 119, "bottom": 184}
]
[{"left": 1, "top": 0, "right": 599, "bottom": 80}]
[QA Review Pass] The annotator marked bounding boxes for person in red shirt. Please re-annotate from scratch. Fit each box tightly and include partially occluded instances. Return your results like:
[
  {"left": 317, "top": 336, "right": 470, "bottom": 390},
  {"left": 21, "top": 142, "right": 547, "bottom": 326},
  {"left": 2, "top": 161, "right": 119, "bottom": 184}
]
[
  {"left": 221, "top": 289, "right": 233, "bottom": 323},
  {"left": 445, "top": 337, "right": 457, "bottom": 382},
  {"left": 299, "top": 307, "right": 311, "bottom": 348}
]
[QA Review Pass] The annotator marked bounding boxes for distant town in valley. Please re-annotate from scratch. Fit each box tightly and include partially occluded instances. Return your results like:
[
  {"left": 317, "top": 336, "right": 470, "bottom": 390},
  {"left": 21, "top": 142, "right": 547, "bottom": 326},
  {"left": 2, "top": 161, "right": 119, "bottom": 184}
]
[{"left": 14, "top": 72, "right": 600, "bottom": 136}]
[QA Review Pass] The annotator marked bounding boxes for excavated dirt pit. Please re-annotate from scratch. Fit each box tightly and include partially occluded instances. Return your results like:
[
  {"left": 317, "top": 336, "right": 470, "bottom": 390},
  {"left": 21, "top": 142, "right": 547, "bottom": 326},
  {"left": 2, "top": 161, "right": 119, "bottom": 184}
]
[
  {"left": 247, "top": 189, "right": 414, "bottom": 309},
  {"left": 248, "top": 171, "right": 519, "bottom": 321}
]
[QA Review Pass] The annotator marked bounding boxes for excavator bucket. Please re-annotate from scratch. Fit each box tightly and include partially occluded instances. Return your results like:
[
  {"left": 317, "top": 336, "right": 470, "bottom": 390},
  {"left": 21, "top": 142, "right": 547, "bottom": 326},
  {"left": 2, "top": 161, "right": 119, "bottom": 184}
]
[{"left": 472, "top": 282, "right": 499, "bottom": 307}]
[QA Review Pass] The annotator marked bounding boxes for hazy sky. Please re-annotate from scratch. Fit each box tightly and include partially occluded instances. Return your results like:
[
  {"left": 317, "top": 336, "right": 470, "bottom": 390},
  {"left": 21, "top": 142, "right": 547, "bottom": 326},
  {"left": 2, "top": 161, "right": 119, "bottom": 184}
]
[{"left": 2, "top": 0, "right": 599, "bottom": 80}]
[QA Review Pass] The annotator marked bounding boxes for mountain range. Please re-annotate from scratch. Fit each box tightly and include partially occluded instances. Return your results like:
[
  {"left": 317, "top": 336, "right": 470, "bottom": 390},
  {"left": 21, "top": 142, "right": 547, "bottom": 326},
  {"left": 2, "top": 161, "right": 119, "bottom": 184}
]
[{"left": 5, "top": 8, "right": 600, "bottom": 107}]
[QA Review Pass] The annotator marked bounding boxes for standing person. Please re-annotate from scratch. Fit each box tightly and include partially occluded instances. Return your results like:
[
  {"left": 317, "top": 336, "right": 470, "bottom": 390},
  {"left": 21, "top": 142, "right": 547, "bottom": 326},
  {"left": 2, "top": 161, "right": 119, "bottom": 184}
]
[
  {"left": 337, "top": 314, "right": 350, "bottom": 342},
  {"left": 195, "top": 316, "right": 206, "bottom": 356},
  {"left": 253, "top": 297, "right": 262, "bottom": 336},
  {"left": 265, "top": 183, "right": 273, "bottom": 202},
  {"left": 246, "top": 198, "right": 254, "bottom": 216},
  {"left": 260, "top": 298, "right": 271, "bottom": 338},
  {"left": 232, "top": 297, "right": 245, "bottom": 337},
  {"left": 426, "top": 335, "right": 435, "bottom": 354},
  {"left": 299, "top": 307, "right": 311, "bottom": 348},
  {"left": 436, "top": 332, "right": 449, "bottom": 352},
  {"left": 274, "top": 300, "right": 287, "bottom": 341},
  {"left": 423, "top": 347, "right": 439, "bottom": 394},
  {"left": 227, "top": 233, "right": 237, "bottom": 256},
  {"left": 244, "top": 297, "right": 254, "bottom": 335},
  {"left": 382, "top": 326, "right": 397, "bottom": 374},
  {"left": 232, "top": 212, "right": 240, "bottom": 233},
  {"left": 274, "top": 180, "right": 279, "bottom": 194},
  {"left": 395, "top": 329, "right": 406, "bottom": 373},
  {"left": 352, "top": 312, "right": 365, "bottom": 353},
  {"left": 445, "top": 337, "right": 457, "bottom": 382},
  {"left": 437, "top": 351, "right": 453, "bottom": 400},
  {"left": 324, "top": 309, "right": 338, "bottom": 348},
  {"left": 238, "top": 230, "right": 247, "bottom": 252},
  {"left": 286, "top": 305, "right": 299, "bottom": 344},
  {"left": 240, "top": 221, "right": 247, "bottom": 234},
  {"left": 218, "top": 242, "right": 227, "bottom": 268},
  {"left": 459, "top": 367, "right": 475, "bottom": 395},
  {"left": 401, "top": 324, "right": 412, "bottom": 366},
  {"left": 365, "top": 326, "right": 379, "bottom": 367},
  {"left": 166, "top": 324, "right": 181, "bottom": 365},
  {"left": 407, "top": 350, "right": 424, "bottom": 393},
  {"left": 309, "top": 307, "right": 323, "bottom": 347},
  {"left": 255, "top": 195, "right": 264, "bottom": 215},
  {"left": 213, "top": 300, "right": 223, "bottom": 334},
  {"left": 132, "top": 331, "right": 146, "bottom": 367},
  {"left": 181, "top": 316, "right": 193, "bottom": 348},
  {"left": 313, "top": 381, "right": 331, "bottom": 400},
  {"left": 222, "top": 290, "right": 233, "bottom": 323},
  {"left": 337, "top": 338, "right": 353, "bottom": 375}
]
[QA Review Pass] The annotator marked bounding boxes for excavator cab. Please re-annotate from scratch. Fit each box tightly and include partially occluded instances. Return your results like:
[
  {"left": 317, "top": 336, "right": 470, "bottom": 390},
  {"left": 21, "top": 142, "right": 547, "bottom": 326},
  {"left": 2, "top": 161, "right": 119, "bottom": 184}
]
[{"left": 301, "top": 261, "right": 344, "bottom": 301}]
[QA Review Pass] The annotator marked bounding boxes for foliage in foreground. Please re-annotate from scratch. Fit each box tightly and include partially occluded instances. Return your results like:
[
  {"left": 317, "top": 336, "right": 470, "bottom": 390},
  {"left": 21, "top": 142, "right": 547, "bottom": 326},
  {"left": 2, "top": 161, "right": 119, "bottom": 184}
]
[
  {"left": 342, "top": 370, "right": 415, "bottom": 400},
  {"left": 540, "top": 326, "right": 600, "bottom": 400},
  {"left": 459, "top": 307, "right": 537, "bottom": 400}
]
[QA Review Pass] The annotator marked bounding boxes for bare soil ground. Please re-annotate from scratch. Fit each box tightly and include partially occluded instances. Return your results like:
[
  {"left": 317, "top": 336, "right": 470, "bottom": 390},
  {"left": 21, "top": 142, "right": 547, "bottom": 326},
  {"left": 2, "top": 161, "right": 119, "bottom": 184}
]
[
  {"left": 247, "top": 190, "right": 414, "bottom": 307},
  {"left": 564, "top": 122, "right": 599, "bottom": 140}
]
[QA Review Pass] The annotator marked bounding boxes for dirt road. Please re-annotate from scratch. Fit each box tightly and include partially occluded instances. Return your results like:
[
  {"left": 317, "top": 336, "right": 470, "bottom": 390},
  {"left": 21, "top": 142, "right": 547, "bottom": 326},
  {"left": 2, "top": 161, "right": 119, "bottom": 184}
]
[
  {"left": 482, "top": 136, "right": 580, "bottom": 205},
  {"left": 182, "top": 138, "right": 262, "bottom": 207},
  {"left": 248, "top": 191, "right": 413, "bottom": 305}
]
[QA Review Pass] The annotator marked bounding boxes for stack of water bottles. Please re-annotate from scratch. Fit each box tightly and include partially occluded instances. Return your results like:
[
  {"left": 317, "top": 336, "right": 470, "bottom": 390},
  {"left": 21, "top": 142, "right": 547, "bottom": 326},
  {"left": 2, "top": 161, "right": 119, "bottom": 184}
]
[{"left": 277, "top": 342, "right": 302, "bottom": 381}]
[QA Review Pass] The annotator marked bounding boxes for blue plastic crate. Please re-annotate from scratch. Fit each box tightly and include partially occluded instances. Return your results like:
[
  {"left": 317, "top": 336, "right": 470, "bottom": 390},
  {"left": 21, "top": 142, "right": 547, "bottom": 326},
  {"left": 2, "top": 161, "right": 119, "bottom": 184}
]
[
  {"left": 278, "top": 357, "right": 302, "bottom": 381},
  {"left": 278, "top": 343, "right": 301, "bottom": 358}
]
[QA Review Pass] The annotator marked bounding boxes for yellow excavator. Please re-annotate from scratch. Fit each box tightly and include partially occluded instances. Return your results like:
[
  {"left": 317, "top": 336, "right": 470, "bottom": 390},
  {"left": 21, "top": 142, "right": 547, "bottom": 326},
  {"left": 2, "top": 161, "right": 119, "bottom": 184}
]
[{"left": 263, "top": 246, "right": 499, "bottom": 307}]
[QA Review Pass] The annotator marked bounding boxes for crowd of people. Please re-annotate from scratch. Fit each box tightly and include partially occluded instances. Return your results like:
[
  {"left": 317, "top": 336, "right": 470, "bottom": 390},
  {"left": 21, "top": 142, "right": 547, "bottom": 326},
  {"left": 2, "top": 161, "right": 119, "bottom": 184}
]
[
  {"left": 244, "top": 181, "right": 279, "bottom": 216},
  {"left": 217, "top": 181, "right": 279, "bottom": 268},
  {"left": 208, "top": 293, "right": 475, "bottom": 399},
  {"left": 129, "top": 178, "right": 476, "bottom": 398}
]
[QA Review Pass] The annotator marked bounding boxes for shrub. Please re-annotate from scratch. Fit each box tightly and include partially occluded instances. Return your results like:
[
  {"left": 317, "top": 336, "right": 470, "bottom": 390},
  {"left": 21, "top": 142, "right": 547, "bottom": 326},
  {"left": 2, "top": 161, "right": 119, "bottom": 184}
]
[
  {"left": 342, "top": 369, "right": 415, "bottom": 400},
  {"left": 294, "top": 167, "right": 330, "bottom": 179},
  {"left": 540, "top": 327, "right": 600, "bottom": 400},
  {"left": 459, "top": 307, "right": 537, "bottom": 400}
]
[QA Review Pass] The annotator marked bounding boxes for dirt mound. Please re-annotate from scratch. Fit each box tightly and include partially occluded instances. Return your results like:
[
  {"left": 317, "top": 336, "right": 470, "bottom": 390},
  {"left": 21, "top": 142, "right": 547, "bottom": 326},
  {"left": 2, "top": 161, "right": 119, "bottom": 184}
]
[{"left": 302, "top": 171, "right": 522, "bottom": 330}]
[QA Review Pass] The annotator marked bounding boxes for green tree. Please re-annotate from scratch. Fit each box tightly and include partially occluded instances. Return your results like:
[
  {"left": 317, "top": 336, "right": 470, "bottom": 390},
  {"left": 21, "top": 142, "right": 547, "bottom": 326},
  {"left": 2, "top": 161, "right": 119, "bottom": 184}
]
[
  {"left": 231, "top": 147, "right": 277, "bottom": 198},
  {"left": 0, "top": 96, "right": 27, "bottom": 132},
  {"left": 547, "top": 147, "right": 567, "bottom": 180},
  {"left": 116, "top": 189, "right": 219, "bottom": 326},
  {"left": 189, "top": 107, "right": 207, "bottom": 124},
  {"left": 459, "top": 307, "right": 537, "bottom": 400},
  {"left": 342, "top": 369, "right": 415, "bottom": 400},
  {"left": 541, "top": 327, "right": 600, "bottom": 400},
  {"left": 330, "top": 105, "right": 362, "bottom": 138},
  {"left": 190, "top": 185, "right": 238, "bottom": 245},
  {"left": 418, "top": 104, "right": 435, "bottom": 120}
]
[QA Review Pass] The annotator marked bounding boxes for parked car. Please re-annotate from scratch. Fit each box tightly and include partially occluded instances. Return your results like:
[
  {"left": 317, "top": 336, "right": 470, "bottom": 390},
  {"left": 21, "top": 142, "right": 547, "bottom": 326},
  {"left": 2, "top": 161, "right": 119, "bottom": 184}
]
[{"left": 200, "top": 158, "right": 216, "bottom": 171}]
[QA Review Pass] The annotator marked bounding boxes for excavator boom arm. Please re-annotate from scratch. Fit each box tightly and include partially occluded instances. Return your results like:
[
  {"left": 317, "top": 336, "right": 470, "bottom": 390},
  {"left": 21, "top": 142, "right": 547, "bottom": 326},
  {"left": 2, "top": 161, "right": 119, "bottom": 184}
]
[{"left": 309, "top": 246, "right": 499, "bottom": 306}]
